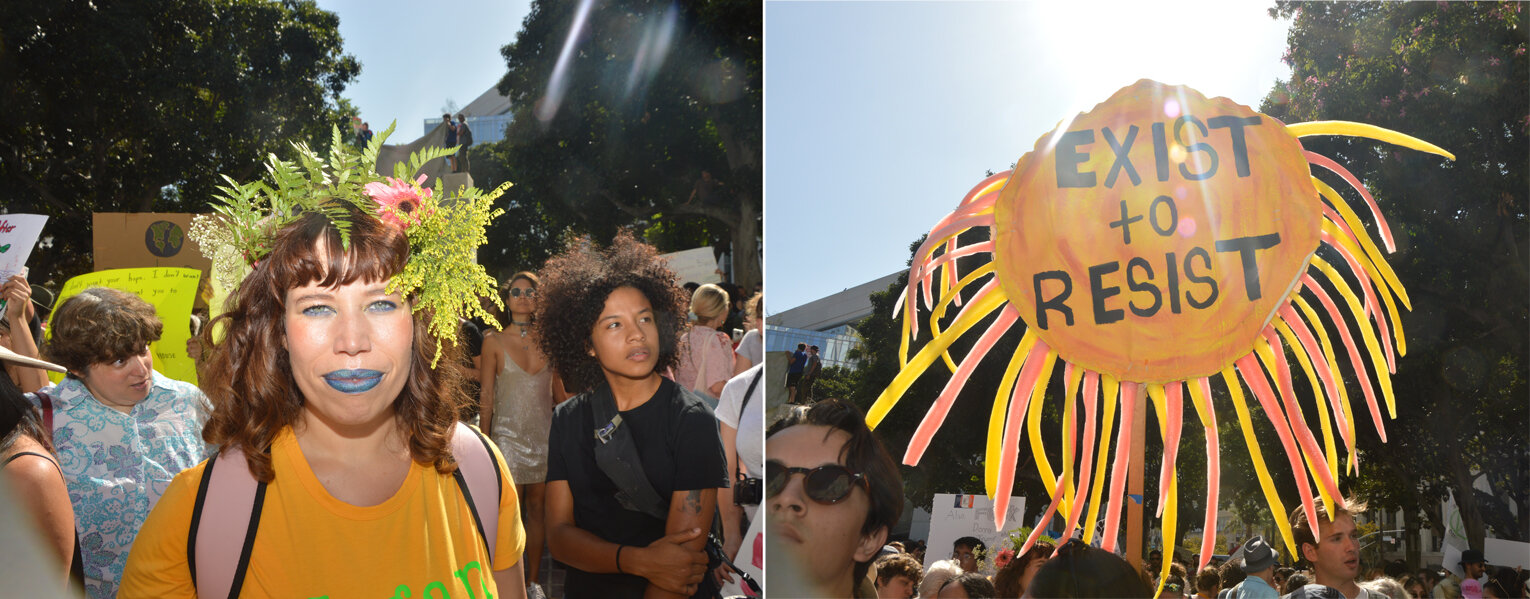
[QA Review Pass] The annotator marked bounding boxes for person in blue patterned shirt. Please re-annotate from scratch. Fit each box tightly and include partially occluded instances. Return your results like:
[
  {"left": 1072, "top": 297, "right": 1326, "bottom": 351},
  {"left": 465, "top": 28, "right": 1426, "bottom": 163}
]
[{"left": 31, "top": 286, "right": 210, "bottom": 598}]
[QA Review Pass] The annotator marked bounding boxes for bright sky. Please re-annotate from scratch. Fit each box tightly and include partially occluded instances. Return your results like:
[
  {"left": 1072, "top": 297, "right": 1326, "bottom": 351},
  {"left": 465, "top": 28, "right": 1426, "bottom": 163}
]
[
  {"left": 765, "top": 1, "right": 1294, "bottom": 314},
  {"left": 316, "top": 0, "right": 533, "bottom": 139}
]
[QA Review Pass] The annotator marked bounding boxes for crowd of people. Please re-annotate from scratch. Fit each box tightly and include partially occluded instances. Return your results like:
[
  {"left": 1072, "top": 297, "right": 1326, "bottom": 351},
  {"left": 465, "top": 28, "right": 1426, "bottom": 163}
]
[
  {"left": 760, "top": 401, "right": 1527, "bottom": 599},
  {"left": 0, "top": 167, "right": 764, "bottom": 597}
]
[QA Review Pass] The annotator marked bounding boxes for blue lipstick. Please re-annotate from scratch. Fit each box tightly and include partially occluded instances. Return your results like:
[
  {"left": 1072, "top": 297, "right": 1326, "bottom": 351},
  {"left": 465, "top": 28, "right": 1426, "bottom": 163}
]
[{"left": 322, "top": 369, "right": 383, "bottom": 394}]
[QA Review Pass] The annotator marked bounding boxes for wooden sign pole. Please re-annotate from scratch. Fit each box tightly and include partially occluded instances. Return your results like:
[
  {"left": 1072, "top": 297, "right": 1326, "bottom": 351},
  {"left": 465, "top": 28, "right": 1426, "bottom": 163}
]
[{"left": 1125, "top": 385, "right": 1148, "bottom": 571}]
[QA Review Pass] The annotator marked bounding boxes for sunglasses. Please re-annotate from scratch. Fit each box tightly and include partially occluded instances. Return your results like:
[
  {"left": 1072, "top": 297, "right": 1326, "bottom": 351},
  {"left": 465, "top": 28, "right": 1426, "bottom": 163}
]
[
  {"left": 766, "top": 460, "right": 865, "bottom": 504},
  {"left": 507, "top": 287, "right": 536, "bottom": 298}
]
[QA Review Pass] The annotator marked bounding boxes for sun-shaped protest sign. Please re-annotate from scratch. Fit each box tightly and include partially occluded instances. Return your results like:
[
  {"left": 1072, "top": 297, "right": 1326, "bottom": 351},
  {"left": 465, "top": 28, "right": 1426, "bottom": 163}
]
[{"left": 869, "top": 80, "right": 1453, "bottom": 594}]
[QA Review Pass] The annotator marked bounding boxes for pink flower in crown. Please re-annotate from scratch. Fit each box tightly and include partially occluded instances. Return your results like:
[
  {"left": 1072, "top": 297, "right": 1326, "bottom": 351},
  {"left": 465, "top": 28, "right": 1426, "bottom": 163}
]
[
  {"left": 994, "top": 548, "right": 1016, "bottom": 571},
  {"left": 364, "top": 174, "right": 432, "bottom": 229}
]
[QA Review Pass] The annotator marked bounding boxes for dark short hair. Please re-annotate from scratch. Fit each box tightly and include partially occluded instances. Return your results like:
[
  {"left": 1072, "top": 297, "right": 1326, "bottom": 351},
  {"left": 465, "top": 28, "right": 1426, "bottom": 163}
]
[
  {"left": 1291, "top": 499, "right": 1366, "bottom": 561},
  {"left": 1220, "top": 559, "right": 1248, "bottom": 588},
  {"left": 810, "top": 345, "right": 820, "bottom": 351},
  {"left": 44, "top": 287, "right": 163, "bottom": 375},
  {"left": 944, "top": 572, "right": 997, "bottom": 598},
  {"left": 768, "top": 399, "right": 902, "bottom": 585},
  {"left": 456, "top": 113, "right": 466, "bottom": 121},
  {"left": 954, "top": 536, "right": 985, "bottom": 553},
  {"left": 1028, "top": 540, "right": 1152, "bottom": 598},
  {"left": 442, "top": 113, "right": 451, "bottom": 121},
  {"left": 796, "top": 342, "right": 806, "bottom": 350},
  {"left": 1197, "top": 568, "right": 1221, "bottom": 592}
]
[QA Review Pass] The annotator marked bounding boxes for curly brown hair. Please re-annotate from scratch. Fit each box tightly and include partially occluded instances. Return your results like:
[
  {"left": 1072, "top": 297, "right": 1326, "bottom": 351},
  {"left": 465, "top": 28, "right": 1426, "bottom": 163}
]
[
  {"left": 533, "top": 232, "right": 688, "bottom": 394},
  {"left": 200, "top": 207, "right": 468, "bottom": 482},
  {"left": 44, "top": 287, "right": 163, "bottom": 376},
  {"left": 994, "top": 540, "right": 1056, "bottom": 597}
]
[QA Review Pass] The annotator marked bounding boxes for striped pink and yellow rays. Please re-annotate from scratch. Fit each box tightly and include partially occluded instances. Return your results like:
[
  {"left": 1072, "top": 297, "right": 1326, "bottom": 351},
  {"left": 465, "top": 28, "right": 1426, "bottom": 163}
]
[{"left": 867, "top": 120, "right": 1451, "bottom": 595}]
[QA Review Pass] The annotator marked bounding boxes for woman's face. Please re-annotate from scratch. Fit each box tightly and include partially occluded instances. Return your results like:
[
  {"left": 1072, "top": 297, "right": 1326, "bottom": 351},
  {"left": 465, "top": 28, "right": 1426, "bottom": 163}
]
[
  {"left": 78, "top": 344, "right": 153, "bottom": 412},
  {"left": 588, "top": 286, "right": 660, "bottom": 382},
  {"left": 284, "top": 278, "right": 413, "bottom": 432},
  {"left": 507, "top": 278, "right": 536, "bottom": 317}
]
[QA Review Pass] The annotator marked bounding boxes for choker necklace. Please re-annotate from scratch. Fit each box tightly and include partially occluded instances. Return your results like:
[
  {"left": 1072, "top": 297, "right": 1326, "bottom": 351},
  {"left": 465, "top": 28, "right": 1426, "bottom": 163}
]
[{"left": 511, "top": 320, "right": 532, "bottom": 338}]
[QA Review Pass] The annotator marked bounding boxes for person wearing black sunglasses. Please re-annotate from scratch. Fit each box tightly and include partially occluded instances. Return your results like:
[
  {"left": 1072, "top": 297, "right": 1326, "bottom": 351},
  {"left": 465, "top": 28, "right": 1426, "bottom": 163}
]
[{"left": 766, "top": 399, "right": 903, "bottom": 598}]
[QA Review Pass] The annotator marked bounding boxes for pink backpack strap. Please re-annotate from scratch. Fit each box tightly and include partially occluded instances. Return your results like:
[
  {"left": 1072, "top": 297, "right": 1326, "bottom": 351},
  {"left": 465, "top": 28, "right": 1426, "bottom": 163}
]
[
  {"left": 189, "top": 447, "right": 266, "bottom": 599},
  {"left": 450, "top": 421, "right": 502, "bottom": 564}
]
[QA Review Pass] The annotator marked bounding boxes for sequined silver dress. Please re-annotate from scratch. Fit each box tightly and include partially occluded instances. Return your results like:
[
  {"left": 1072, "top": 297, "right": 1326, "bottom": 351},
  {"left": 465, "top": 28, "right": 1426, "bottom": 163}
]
[{"left": 490, "top": 351, "right": 553, "bottom": 484}]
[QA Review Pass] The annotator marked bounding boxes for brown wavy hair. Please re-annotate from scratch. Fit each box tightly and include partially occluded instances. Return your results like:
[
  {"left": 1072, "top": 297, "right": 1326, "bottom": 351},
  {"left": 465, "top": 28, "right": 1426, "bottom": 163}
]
[
  {"left": 43, "top": 287, "right": 163, "bottom": 376},
  {"left": 533, "top": 232, "right": 688, "bottom": 394},
  {"left": 200, "top": 206, "right": 467, "bottom": 482}
]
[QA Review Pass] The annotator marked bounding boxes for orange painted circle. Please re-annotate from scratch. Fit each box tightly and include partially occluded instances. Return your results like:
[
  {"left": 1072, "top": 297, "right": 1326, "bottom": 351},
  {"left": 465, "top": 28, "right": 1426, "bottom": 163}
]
[{"left": 994, "top": 80, "right": 1321, "bottom": 383}]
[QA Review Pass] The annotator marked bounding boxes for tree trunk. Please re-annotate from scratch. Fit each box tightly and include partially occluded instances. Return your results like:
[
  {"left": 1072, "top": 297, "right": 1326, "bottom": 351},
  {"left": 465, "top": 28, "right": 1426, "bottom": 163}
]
[
  {"left": 1405, "top": 510, "right": 1421, "bottom": 570},
  {"left": 729, "top": 189, "right": 760, "bottom": 291},
  {"left": 1448, "top": 441, "right": 1488, "bottom": 551}
]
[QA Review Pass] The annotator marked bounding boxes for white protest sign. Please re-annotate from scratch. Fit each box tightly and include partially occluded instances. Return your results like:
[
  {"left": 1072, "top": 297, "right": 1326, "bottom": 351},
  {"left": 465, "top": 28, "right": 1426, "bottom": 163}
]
[
  {"left": 1484, "top": 538, "right": 1530, "bottom": 570},
  {"left": 925, "top": 492, "right": 1028, "bottom": 575},
  {"left": 661, "top": 246, "right": 723, "bottom": 285},
  {"left": 0, "top": 214, "right": 47, "bottom": 280}
]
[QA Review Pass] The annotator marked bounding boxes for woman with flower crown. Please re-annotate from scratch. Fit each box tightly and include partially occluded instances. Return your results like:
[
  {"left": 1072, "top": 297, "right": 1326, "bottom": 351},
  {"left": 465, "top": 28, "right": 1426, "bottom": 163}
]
[{"left": 120, "top": 130, "right": 528, "bottom": 598}]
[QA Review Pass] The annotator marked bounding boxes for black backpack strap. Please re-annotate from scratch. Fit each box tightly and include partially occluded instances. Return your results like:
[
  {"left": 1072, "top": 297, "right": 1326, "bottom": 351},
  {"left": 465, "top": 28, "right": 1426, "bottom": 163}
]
[
  {"left": 589, "top": 383, "right": 669, "bottom": 521},
  {"left": 738, "top": 369, "right": 762, "bottom": 414}
]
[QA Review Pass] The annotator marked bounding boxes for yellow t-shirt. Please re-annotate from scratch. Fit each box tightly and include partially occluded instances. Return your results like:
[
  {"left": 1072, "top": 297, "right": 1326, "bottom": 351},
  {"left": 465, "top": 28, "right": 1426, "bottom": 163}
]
[{"left": 121, "top": 426, "right": 524, "bottom": 598}]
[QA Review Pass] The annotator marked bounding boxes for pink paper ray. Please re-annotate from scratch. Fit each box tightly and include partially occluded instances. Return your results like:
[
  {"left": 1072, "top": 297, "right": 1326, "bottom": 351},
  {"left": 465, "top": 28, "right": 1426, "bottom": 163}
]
[
  {"left": 1236, "top": 353, "right": 1321, "bottom": 535},
  {"left": 1302, "top": 274, "right": 1387, "bottom": 442},
  {"left": 1101, "top": 383, "right": 1139, "bottom": 553},
  {"left": 1262, "top": 327, "right": 1345, "bottom": 511},
  {"left": 993, "top": 340, "right": 1053, "bottom": 530},
  {"left": 904, "top": 305, "right": 1019, "bottom": 464},
  {"left": 1057, "top": 370, "right": 1101, "bottom": 557},
  {"left": 1156, "top": 382, "right": 1184, "bottom": 517},
  {"left": 1278, "top": 305, "right": 1356, "bottom": 462},
  {"left": 1321, "top": 220, "right": 1397, "bottom": 373},
  {"left": 1306, "top": 151, "right": 1394, "bottom": 252},
  {"left": 1196, "top": 376, "right": 1219, "bottom": 573}
]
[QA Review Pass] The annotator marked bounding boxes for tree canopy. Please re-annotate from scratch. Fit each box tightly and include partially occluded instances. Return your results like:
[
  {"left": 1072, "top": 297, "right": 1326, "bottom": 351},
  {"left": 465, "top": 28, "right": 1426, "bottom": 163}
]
[
  {"left": 0, "top": 0, "right": 361, "bottom": 288},
  {"left": 485, "top": 0, "right": 761, "bottom": 288},
  {"left": 1261, "top": 0, "right": 1528, "bottom": 551}
]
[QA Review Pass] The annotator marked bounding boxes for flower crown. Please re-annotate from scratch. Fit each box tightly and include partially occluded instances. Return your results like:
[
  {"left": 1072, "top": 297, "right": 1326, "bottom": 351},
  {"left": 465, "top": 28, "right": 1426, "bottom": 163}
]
[{"left": 189, "top": 123, "right": 507, "bottom": 366}]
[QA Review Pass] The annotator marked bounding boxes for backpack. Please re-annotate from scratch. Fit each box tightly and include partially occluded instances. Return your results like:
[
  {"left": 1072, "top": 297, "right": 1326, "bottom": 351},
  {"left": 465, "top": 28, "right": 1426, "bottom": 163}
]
[{"left": 185, "top": 421, "right": 504, "bottom": 599}]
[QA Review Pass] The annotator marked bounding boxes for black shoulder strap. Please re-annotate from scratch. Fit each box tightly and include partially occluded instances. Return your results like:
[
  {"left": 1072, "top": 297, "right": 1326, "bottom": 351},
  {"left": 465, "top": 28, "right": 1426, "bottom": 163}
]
[
  {"left": 739, "top": 369, "right": 763, "bottom": 414},
  {"left": 188, "top": 449, "right": 267, "bottom": 599},
  {"left": 589, "top": 383, "right": 669, "bottom": 521}
]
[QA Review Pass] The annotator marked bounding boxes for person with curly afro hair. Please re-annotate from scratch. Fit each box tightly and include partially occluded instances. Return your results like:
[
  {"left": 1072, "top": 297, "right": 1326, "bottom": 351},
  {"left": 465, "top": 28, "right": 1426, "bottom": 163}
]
[{"left": 536, "top": 232, "right": 729, "bottom": 599}]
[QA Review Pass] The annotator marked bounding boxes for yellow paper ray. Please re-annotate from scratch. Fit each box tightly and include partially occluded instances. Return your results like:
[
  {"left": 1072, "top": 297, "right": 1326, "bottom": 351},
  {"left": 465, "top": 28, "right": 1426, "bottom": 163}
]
[
  {"left": 1285, "top": 121, "right": 1456, "bottom": 161},
  {"left": 1254, "top": 339, "right": 1338, "bottom": 518},
  {"left": 1275, "top": 318, "right": 1340, "bottom": 484},
  {"left": 1061, "top": 364, "right": 1084, "bottom": 515},
  {"left": 1150, "top": 386, "right": 1179, "bottom": 599},
  {"left": 928, "top": 262, "right": 998, "bottom": 373},
  {"left": 1026, "top": 351, "right": 1061, "bottom": 500},
  {"left": 1311, "top": 256, "right": 1398, "bottom": 417},
  {"left": 986, "top": 330, "right": 1038, "bottom": 497},
  {"left": 1082, "top": 374, "right": 1120, "bottom": 545},
  {"left": 1222, "top": 367, "right": 1297, "bottom": 557},
  {"left": 1321, "top": 218, "right": 1408, "bottom": 366},
  {"left": 1313, "top": 176, "right": 1412, "bottom": 314},
  {"left": 868, "top": 288, "right": 1007, "bottom": 428},
  {"left": 1293, "top": 295, "right": 1359, "bottom": 474}
]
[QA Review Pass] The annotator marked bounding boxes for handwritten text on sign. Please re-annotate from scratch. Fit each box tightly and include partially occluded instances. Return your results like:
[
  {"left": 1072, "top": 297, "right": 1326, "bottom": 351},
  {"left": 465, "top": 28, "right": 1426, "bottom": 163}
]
[
  {"left": 46, "top": 268, "right": 203, "bottom": 385},
  {"left": 994, "top": 81, "right": 1321, "bottom": 383}
]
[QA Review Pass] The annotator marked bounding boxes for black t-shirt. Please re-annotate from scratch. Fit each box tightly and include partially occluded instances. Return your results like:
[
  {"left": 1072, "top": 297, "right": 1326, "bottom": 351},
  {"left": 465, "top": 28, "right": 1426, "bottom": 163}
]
[{"left": 546, "top": 378, "right": 729, "bottom": 598}]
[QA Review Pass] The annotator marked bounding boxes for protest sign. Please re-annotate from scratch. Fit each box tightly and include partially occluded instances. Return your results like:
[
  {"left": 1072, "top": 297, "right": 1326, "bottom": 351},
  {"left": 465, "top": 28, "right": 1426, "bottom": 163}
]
[
  {"left": 45, "top": 267, "right": 203, "bottom": 385},
  {"left": 869, "top": 80, "right": 1454, "bottom": 594},
  {"left": 93, "top": 213, "right": 213, "bottom": 307},
  {"left": 924, "top": 492, "right": 1028, "bottom": 574},
  {"left": 0, "top": 214, "right": 48, "bottom": 281},
  {"left": 661, "top": 246, "right": 724, "bottom": 285}
]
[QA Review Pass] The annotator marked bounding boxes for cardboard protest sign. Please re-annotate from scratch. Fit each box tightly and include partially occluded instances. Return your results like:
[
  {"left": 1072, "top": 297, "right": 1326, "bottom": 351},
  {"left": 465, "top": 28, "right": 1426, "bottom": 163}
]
[
  {"left": 661, "top": 246, "right": 724, "bottom": 285},
  {"left": 867, "top": 80, "right": 1455, "bottom": 592},
  {"left": 0, "top": 214, "right": 48, "bottom": 280},
  {"left": 92, "top": 213, "right": 212, "bottom": 307},
  {"left": 45, "top": 267, "right": 203, "bottom": 385},
  {"left": 925, "top": 493, "right": 1029, "bottom": 575}
]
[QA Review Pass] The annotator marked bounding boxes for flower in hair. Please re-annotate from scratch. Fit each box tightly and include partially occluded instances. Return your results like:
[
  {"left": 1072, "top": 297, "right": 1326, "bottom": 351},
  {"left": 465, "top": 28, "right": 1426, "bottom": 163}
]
[
  {"left": 994, "top": 548, "right": 1016, "bottom": 571},
  {"left": 364, "top": 175, "right": 433, "bottom": 229},
  {"left": 190, "top": 122, "right": 508, "bottom": 366}
]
